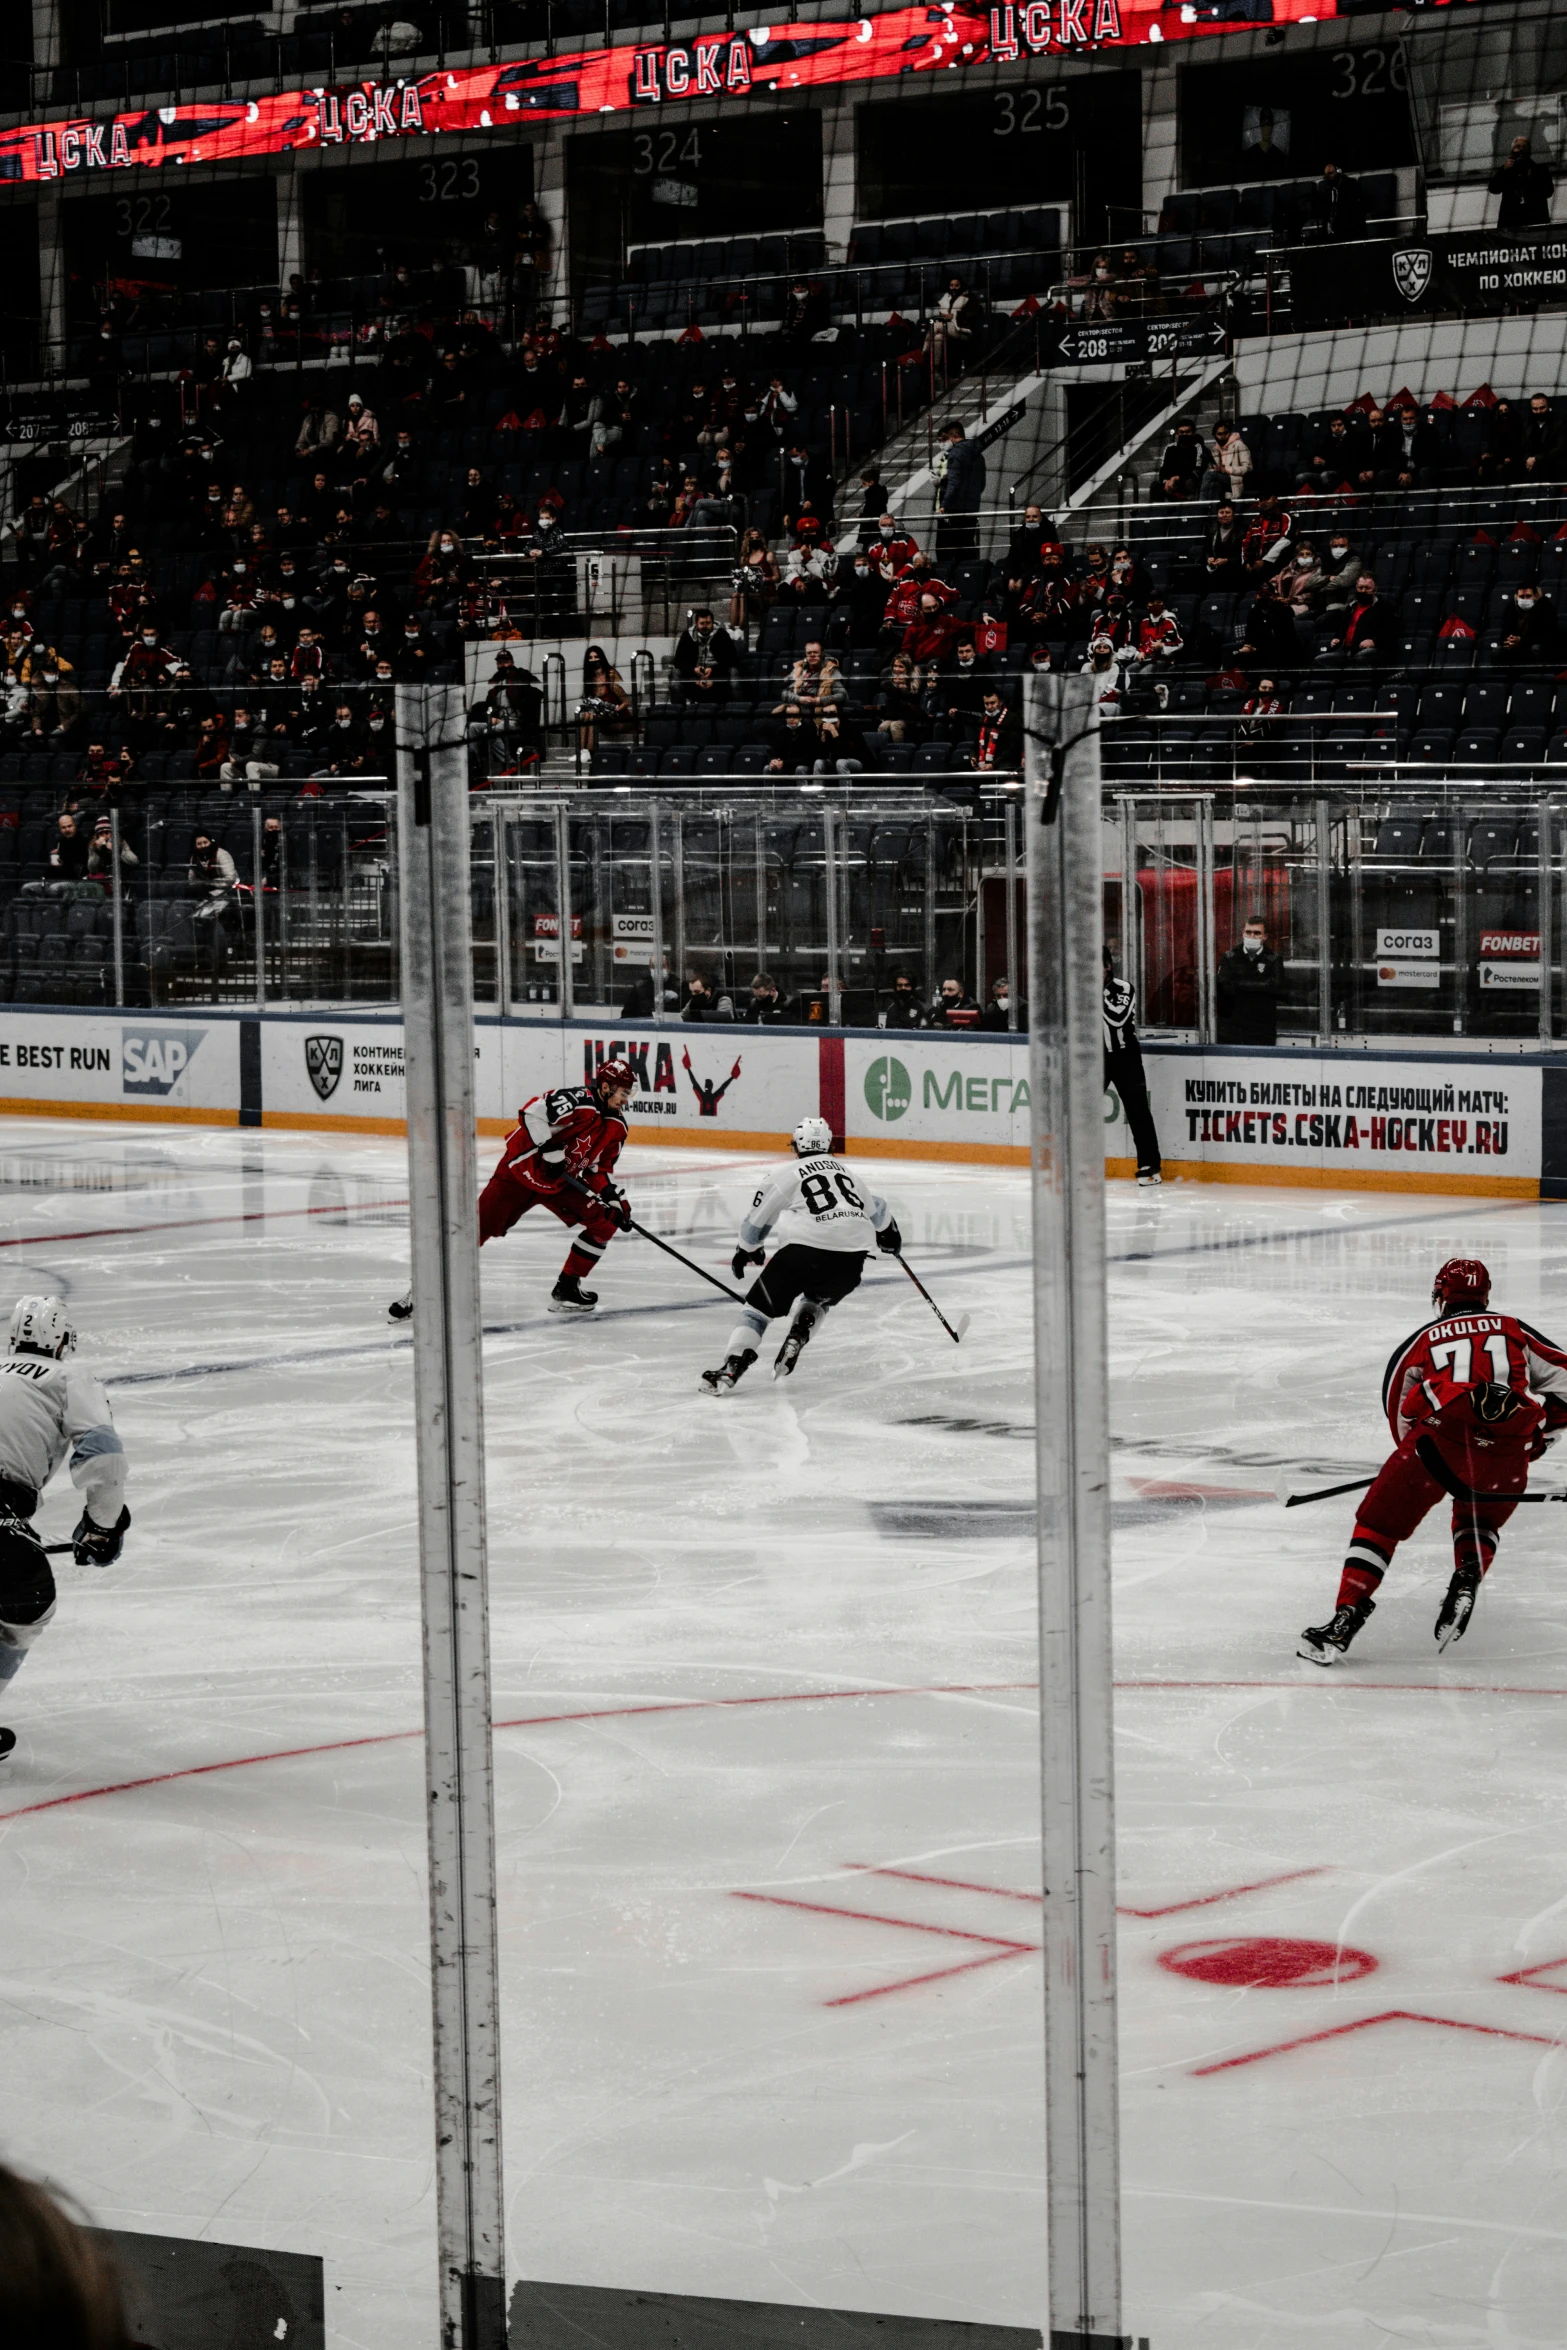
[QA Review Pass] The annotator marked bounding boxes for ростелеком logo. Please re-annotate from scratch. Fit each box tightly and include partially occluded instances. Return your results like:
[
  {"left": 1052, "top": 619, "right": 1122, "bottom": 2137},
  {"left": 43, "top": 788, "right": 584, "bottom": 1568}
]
[
  {"left": 121, "top": 1028, "right": 207, "bottom": 1097},
  {"left": 863, "top": 1055, "right": 911, "bottom": 1122},
  {"left": 306, "top": 1034, "right": 344, "bottom": 1101}
]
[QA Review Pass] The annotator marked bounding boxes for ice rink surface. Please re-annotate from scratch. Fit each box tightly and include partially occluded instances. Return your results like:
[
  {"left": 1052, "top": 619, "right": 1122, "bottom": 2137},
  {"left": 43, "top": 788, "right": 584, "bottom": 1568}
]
[{"left": 2, "top": 1115, "right": 1567, "bottom": 2348}]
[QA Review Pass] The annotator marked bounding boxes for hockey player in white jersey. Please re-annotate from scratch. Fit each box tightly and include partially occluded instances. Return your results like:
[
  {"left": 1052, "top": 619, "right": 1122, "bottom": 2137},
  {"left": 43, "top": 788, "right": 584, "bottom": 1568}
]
[
  {"left": 0, "top": 1295, "right": 130, "bottom": 1765},
  {"left": 701, "top": 1117, "right": 901, "bottom": 1392}
]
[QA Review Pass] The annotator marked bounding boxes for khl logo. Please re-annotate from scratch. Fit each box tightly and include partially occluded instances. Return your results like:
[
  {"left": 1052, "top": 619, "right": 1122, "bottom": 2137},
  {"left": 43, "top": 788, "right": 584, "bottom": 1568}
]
[
  {"left": 863, "top": 1055, "right": 911, "bottom": 1123},
  {"left": 122, "top": 1028, "right": 207, "bottom": 1097},
  {"left": 306, "top": 1035, "right": 343, "bottom": 1101}
]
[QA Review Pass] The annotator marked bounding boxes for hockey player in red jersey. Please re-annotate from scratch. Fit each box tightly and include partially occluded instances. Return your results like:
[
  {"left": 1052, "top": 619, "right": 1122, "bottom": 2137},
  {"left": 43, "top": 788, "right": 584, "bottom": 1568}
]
[
  {"left": 389, "top": 1058, "right": 635, "bottom": 1320},
  {"left": 1298, "top": 1258, "right": 1567, "bottom": 1664}
]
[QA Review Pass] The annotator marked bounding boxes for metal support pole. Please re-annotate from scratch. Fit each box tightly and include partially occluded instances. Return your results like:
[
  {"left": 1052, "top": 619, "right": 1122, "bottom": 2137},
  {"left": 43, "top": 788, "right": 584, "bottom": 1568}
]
[
  {"left": 252, "top": 799, "right": 266, "bottom": 1008},
  {"left": 1193, "top": 796, "right": 1216, "bottom": 1046},
  {"left": 649, "top": 798, "right": 666, "bottom": 1019},
  {"left": 974, "top": 825, "right": 986, "bottom": 1006},
  {"left": 1118, "top": 797, "right": 1141, "bottom": 1014},
  {"left": 554, "top": 799, "right": 575, "bottom": 1021},
  {"left": 109, "top": 807, "right": 124, "bottom": 1006},
  {"left": 1004, "top": 798, "right": 1019, "bottom": 1029},
  {"left": 754, "top": 810, "right": 767, "bottom": 976},
  {"left": 493, "top": 811, "right": 511, "bottom": 1019},
  {"left": 823, "top": 805, "right": 842, "bottom": 1026},
  {"left": 1540, "top": 799, "right": 1556, "bottom": 1050},
  {"left": 671, "top": 808, "right": 686, "bottom": 1001},
  {"left": 393, "top": 683, "right": 506, "bottom": 2350},
  {"left": 1452, "top": 809, "right": 1467, "bottom": 1038},
  {"left": 1023, "top": 674, "right": 1129, "bottom": 2350},
  {"left": 1314, "top": 795, "right": 1332, "bottom": 1041},
  {"left": 923, "top": 809, "right": 937, "bottom": 1002}
]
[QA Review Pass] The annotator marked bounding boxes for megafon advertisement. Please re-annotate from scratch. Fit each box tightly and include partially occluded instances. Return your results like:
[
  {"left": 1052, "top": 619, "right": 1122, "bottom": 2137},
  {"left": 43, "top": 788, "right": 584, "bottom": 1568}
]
[{"left": 0, "top": 0, "right": 1431, "bottom": 184}]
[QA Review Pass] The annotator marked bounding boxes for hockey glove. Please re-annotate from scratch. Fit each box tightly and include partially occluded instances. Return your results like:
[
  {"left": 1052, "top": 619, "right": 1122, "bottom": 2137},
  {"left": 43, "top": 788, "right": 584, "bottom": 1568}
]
[
  {"left": 73, "top": 1504, "right": 130, "bottom": 1568},
  {"left": 877, "top": 1219, "right": 903, "bottom": 1255},
  {"left": 732, "top": 1246, "right": 766, "bottom": 1280},
  {"left": 600, "top": 1184, "right": 633, "bottom": 1231}
]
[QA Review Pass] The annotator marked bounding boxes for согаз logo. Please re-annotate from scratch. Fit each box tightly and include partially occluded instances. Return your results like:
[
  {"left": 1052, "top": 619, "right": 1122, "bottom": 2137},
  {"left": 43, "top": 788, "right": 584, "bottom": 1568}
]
[
  {"left": 121, "top": 1028, "right": 207, "bottom": 1098},
  {"left": 863, "top": 1055, "right": 911, "bottom": 1122},
  {"left": 306, "top": 1034, "right": 344, "bottom": 1101}
]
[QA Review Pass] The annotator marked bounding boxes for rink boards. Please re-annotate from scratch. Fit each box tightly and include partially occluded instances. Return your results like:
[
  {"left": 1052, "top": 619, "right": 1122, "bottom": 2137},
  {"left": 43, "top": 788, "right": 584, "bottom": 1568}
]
[{"left": 0, "top": 1006, "right": 1560, "bottom": 1196}]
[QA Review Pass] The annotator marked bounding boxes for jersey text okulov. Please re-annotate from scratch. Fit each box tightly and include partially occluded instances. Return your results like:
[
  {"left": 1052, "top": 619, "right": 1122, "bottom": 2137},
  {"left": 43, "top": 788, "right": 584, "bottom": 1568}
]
[{"left": 1381, "top": 1311, "right": 1567, "bottom": 1444}]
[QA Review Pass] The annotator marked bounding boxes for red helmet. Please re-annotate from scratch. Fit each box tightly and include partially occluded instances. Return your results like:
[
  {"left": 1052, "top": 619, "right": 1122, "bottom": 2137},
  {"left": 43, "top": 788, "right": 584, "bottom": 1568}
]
[
  {"left": 592, "top": 1056, "right": 637, "bottom": 1102},
  {"left": 1432, "top": 1257, "right": 1491, "bottom": 1311}
]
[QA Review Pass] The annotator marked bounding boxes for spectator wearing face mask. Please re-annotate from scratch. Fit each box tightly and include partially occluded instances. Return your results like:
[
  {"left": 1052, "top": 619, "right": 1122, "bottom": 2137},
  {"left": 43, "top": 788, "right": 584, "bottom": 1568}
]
[
  {"left": 868, "top": 514, "right": 921, "bottom": 580},
  {"left": 1329, "top": 574, "right": 1397, "bottom": 664},
  {"left": 1498, "top": 581, "right": 1562, "bottom": 667},
  {"left": 743, "top": 972, "right": 803, "bottom": 1024},
  {"left": 1312, "top": 532, "right": 1362, "bottom": 610},
  {"left": 981, "top": 975, "right": 1023, "bottom": 1031},
  {"left": 931, "top": 976, "right": 983, "bottom": 1029},
  {"left": 879, "top": 971, "right": 928, "bottom": 1029},
  {"left": 1217, "top": 915, "right": 1285, "bottom": 1046}
]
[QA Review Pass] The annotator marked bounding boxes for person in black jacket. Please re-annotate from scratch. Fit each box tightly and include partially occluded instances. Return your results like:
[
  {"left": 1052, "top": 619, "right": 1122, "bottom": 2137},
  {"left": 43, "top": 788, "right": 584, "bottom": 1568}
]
[
  {"left": 681, "top": 970, "right": 735, "bottom": 1022},
  {"left": 1307, "top": 162, "right": 1368, "bottom": 242},
  {"left": 1497, "top": 583, "right": 1562, "bottom": 667},
  {"left": 742, "top": 972, "right": 802, "bottom": 1024},
  {"left": 1490, "top": 135, "right": 1555, "bottom": 232},
  {"left": 1102, "top": 946, "right": 1161, "bottom": 1182},
  {"left": 1236, "top": 579, "right": 1299, "bottom": 676},
  {"left": 1519, "top": 393, "right": 1567, "bottom": 482},
  {"left": 879, "top": 971, "right": 927, "bottom": 1028},
  {"left": 1216, "top": 916, "right": 1285, "bottom": 1046}
]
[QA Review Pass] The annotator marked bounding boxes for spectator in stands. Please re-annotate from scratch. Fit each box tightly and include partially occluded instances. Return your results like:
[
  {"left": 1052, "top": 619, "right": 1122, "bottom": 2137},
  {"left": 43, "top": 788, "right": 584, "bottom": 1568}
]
[
  {"left": 1352, "top": 406, "right": 1404, "bottom": 492},
  {"left": 1158, "top": 419, "right": 1207, "bottom": 502},
  {"left": 575, "top": 644, "right": 632, "bottom": 752},
  {"left": 1490, "top": 134, "right": 1555, "bottom": 231},
  {"left": 879, "top": 971, "right": 927, "bottom": 1028},
  {"left": 1313, "top": 528, "right": 1362, "bottom": 610},
  {"left": 1306, "top": 163, "right": 1368, "bottom": 243},
  {"left": 674, "top": 609, "right": 743, "bottom": 699},
  {"left": 813, "top": 707, "right": 868, "bottom": 777},
  {"left": 1204, "top": 501, "right": 1246, "bottom": 591},
  {"left": 1117, "top": 250, "right": 1160, "bottom": 316},
  {"left": 85, "top": 813, "right": 136, "bottom": 886},
  {"left": 1210, "top": 421, "right": 1252, "bottom": 499},
  {"left": 874, "top": 652, "right": 926, "bottom": 745},
  {"left": 972, "top": 687, "right": 1022, "bottom": 774},
  {"left": 786, "top": 639, "right": 846, "bottom": 713},
  {"left": 870, "top": 513, "right": 921, "bottom": 579},
  {"left": 1083, "top": 254, "right": 1118, "bottom": 322},
  {"left": 932, "top": 975, "right": 983, "bottom": 1029},
  {"left": 49, "top": 811, "right": 91, "bottom": 881},
  {"left": 1387, "top": 400, "right": 1444, "bottom": 489},
  {"left": 927, "top": 275, "right": 979, "bottom": 370},
  {"left": 782, "top": 442, "right": 834, "bottom": 537},
  {"left": 1520, "top": 393, "right": 1566, "bottom": 480},
  {"left": 1236, "top": 577, "right": 1299, "bottom": 675},
  {"left": 1498, "top": 581, "right": 1562, "bottom": 667},
  {"left": 783, "top": 277, "right": 829, "bottom": 344},
  {"left": 1217, "top": 915, "right": 1284, "bottom": 1046},
  {"left": 935, "top": 422, "right": 986, "bottom": 563},
  {"left": 1134, "top": 592, "right": 1184, "bottom": 664},
  {"left": 681, "top": 970, "right": 735, "bottom": 1021},
  {"left": 766, "top": 701, "right": 815, "bottom": 774},
  {"left": 1281, "top": 539, "right": 1324, "bottom": 618},
  {"left": 1001, "top": 504, "right": 1056, "bottom": 580},
  {"left": 730, "top": 528, "right": 779, "bottom": 626},
  {"left": 1242, "top": 494, "right": 1295, "bottom": 581},
  {"left": 1239, "top": 677, "right": 1286, "bottom": 773},
  {"left": 981, "top": 975, "right": 1021, "bottom": 1030},
  {"left": 743, "top": 972, "right": 802, "bottom": 1023},
  {"left": 1331, "top": 572, "right": 1397, "bottom": 664},
  {"left": 1082, "top": 635, "right": 1130, "bottom": 716},
  {"left": 843, "top": 548, "right": 891, "bottom": 647},
  {"left": 20, "top": 643, "right": 78, "bottom": 738},
  {"left": 852, "top": 467, "right": 885, "bottom": 544},
  {"left": 903, "top": 590, "right": 964, "bottom": 671},
  {"left": 779, "top": 524, "right": 837, "bottom": 602},
  {"left": 589, "top": 377, "right": 635, "bottom": 459}
]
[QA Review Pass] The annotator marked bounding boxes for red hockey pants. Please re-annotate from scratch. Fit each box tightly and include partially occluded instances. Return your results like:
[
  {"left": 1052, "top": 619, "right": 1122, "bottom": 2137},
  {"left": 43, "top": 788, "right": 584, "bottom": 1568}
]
[
  {"left": 478, "top": 1162, "right": 619, "bottom": 1281},
  {"left": 1343, "top": 1427, "right": 1531, "bottom": 1602}
]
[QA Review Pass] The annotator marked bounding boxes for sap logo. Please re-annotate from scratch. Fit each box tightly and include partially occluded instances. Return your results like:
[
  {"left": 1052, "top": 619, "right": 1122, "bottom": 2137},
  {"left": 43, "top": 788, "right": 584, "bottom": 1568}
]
[{"left": 122, "top": 1028, "right": 207, "bottom": 1097}]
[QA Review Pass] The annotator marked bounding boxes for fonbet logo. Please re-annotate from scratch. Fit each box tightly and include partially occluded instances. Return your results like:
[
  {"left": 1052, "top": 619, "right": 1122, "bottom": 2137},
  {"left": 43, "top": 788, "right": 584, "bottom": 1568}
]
[
  {"left": 122, "top": 1028, "right": 207, "bottom": 1097},
  {"left": 864, "top": 1055, "right": 911, "bottom": 1122},
  {"left": 306, "top": 1034, "right": 344, "bottom": 1101}
]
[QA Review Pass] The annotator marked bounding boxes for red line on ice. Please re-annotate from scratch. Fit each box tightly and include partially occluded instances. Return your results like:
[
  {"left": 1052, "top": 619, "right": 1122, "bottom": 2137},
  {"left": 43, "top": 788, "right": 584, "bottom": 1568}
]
[
  {"left": 0, "top": 1681, "right": 1039, "bottom": 1828},
  {"left": 1192, "top": 2009, "right": 1560, "bottom": 2076},
  {"left": 733, "top": 1886, "right": 1037, "bottom": 2007},
  {"left": 1118, "top": 1867, "right": 1329, "bottom": 1919}
]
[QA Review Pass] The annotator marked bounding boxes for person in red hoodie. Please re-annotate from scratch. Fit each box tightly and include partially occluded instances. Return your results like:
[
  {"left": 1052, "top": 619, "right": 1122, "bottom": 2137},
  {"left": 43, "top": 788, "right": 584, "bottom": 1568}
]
[{"left": 902, "top": 591, "right": 963, "bottom": 667}]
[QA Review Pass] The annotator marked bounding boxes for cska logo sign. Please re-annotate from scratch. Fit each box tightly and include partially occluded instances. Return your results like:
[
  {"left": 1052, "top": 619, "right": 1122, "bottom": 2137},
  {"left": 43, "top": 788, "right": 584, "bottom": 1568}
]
[
  {"left": 989, "top": 0, "right": 1123, "bottom": 54},
  {"left": 632, "top": 36, "right": 754, "bottom": 101}
]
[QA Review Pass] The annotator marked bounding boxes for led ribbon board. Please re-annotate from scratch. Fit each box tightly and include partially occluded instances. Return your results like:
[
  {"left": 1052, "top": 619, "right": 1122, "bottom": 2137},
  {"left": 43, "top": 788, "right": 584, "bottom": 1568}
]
[{"left": 0, "top": 0, "right": 1388, "bottom": 182}]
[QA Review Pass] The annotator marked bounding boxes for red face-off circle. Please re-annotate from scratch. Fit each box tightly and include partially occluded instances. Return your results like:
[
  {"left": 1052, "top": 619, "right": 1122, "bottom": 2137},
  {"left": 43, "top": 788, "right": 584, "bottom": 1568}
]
[{"left": 1157, "top": 1936, "right": 1378, "bottom": 1989}]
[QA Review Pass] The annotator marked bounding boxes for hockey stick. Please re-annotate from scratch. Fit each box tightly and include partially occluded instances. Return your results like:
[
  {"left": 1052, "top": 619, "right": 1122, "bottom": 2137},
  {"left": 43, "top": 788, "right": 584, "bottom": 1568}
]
[
  {"left": 1283, "top": 1473, "right": 1567, "bottom": 1509},
  {"left": 559, "top": 1174, "right": 750, "bottom": 1306},
  {"left": 898, "top": 1254, "right": 971, "bottom": 1345}
]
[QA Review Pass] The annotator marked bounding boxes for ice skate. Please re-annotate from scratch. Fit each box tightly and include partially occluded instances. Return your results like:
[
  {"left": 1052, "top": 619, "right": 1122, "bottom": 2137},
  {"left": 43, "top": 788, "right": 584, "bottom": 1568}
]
[
  {"left": 700, "top": 1349, "right": 756, "bottom": 1395},
  {"left": 388, "top": 1290, "right": 413, "bottom": 1322},
  {"left": 1297, "top": 1596, "right": 1375, "bottom": 1666},
  {"left": 549, "top": 1274, "right": 598, "bottom": 1317},
  {"left": 1136, "top": 1170, "right": 1162, "bottom": 1186},
  {"left": 773, "top": 1314, "right": 815, "bottom": 1381},
  {"left": 0, "top": 1726, "right": 14, "bottom": 1770},
  {"left": 1436, "top": 1562, "right": 1481, "bottom": 1651}
]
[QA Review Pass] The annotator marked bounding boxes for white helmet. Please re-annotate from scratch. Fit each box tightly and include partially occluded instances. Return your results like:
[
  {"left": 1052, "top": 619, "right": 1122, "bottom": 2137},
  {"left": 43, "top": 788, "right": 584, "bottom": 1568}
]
[
  {"left": 792, "top": 1116, "right": 833, "bottom": 1157},
  {"left": 9, "top": 1295, "right": 75, "bottom": 1360}
]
